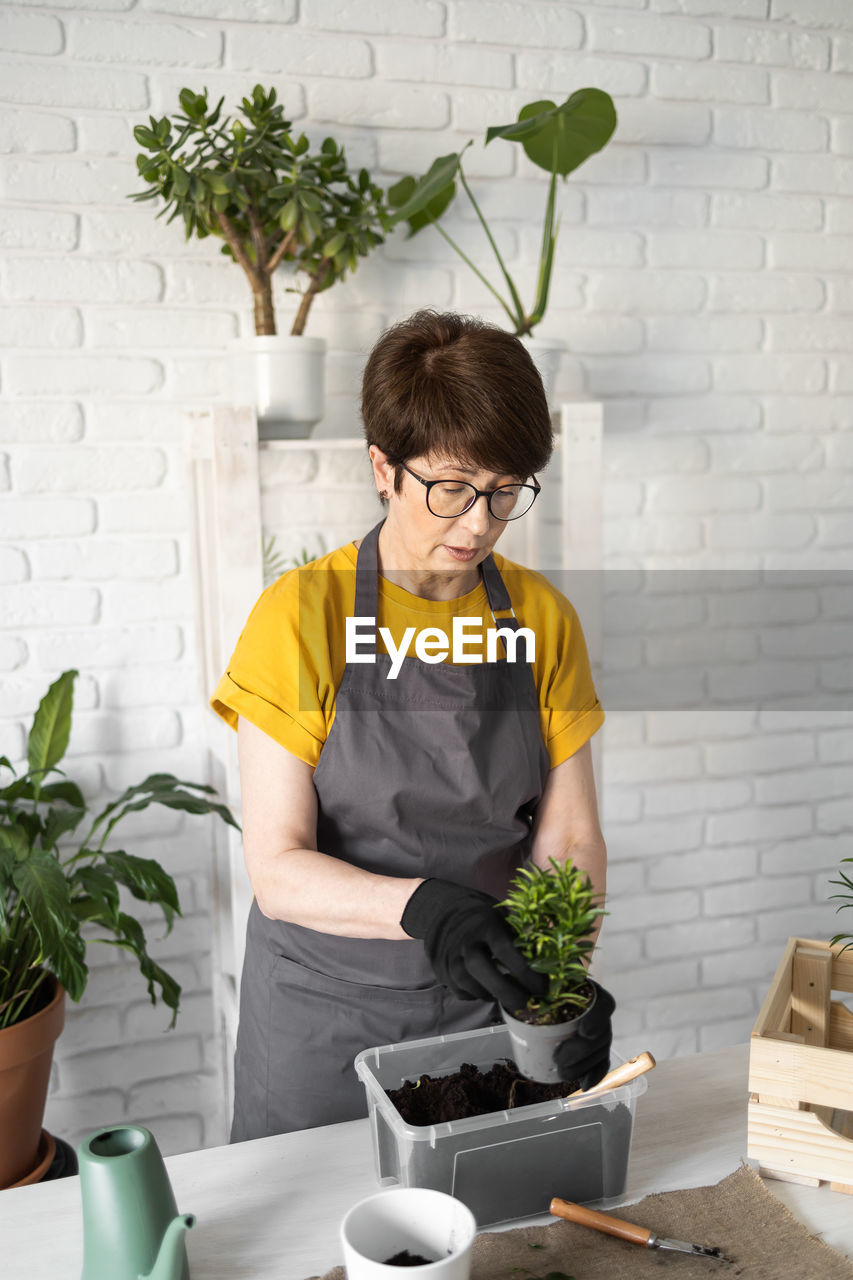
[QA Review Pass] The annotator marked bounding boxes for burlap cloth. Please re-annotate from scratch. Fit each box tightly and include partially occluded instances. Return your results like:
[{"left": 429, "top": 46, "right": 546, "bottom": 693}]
[{"left": 312, "top": 1164, "right": 853, "bottom": 1280}]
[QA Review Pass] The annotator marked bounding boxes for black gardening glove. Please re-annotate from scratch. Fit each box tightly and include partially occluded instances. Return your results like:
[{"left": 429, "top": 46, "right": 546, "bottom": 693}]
[
  {"left": 554, "top": 979, "right": 615, "bottom": 1090},
  {"left": 401, "top": 878, "right": 548, "bottom": 1011}
]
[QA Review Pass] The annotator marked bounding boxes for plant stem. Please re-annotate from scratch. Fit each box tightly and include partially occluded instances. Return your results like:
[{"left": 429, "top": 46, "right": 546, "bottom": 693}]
[
  {"left": 430, "top": 222, "right": 519, "bottom": 331},
  {"left": 214, "top": 209, "right": 264, "bottom": 293},
  {"left": 458, "top": 164, "right": 526, "bottom": 332},
  {"left": 3, "top": 891, "right": 23, "bottom": 953},
  {"left": 247, "top": 204, "right": 270, "bottom": 278},
  {"left": 266, "top": 226, "right": 299, "bottom": 275},
  {"left": 0, "top": 965, "right": 49, "bottom": 1030},
  {"left": 253, "top": 280, "right": 277, "bottom": 335},
  {"left": 0, "top": 903, "right": 44, "bottom": 1028},
  {"left": 291, "top": 259, "right": 331, "bottom": 336},
  {"left": 529, "top": 169, "right": 558, "bottom": 329}
]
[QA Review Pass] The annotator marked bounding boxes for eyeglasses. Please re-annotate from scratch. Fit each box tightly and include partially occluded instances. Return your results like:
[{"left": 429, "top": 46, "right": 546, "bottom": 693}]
[{"left": 401, "top": 464, "right": 541, "bottom": 521}]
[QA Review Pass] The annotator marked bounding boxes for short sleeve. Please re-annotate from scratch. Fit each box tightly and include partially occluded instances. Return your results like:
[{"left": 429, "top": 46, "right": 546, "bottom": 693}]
[
  {"left": 529, "top": 578, "right": 604, "bottom": 769},
  {"left": 546, "top": 702, "right": 605, "bottom": 768},
  {"left": 209, "top": 572, "right": 329, "bottom": 768}
]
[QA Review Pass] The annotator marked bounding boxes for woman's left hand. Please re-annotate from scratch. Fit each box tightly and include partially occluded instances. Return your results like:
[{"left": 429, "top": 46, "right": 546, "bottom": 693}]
[{"left": 554, "top": 979, "right": 615, "bottom": 1089}]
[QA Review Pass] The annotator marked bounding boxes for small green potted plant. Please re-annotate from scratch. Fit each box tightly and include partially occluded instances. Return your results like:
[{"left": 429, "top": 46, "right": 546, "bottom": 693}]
[
  {"left": 830, "top": 856, "right": 853, "bottom": 954},
  {"left": 130, "top": 84, "right": 399, "bottom": 437},
  {"left": 388, "top": 89, "right": 618, "bottom": 402},
  {"left": 498, "top": 857, "right": 606, "bottom": 1083},
  {"left": 0, "top": 669, "right": 238, "bottom": 1189},
  {"left": 262, "top": 535, "right": 313, "bottom": 587}
]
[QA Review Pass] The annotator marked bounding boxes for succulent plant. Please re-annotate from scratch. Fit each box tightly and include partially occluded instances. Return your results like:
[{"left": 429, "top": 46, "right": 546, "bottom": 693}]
[
  {"left": 131, "top": 84, "right": 397, "bottom": 336},
  {"left": 500, "top": 856, "right": 605, "bottom": 1024}
]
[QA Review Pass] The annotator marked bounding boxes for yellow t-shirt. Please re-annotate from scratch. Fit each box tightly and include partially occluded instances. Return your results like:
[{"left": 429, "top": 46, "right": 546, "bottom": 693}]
[{"left": 210, "top": 540, "right": 604, "bottom": 770}]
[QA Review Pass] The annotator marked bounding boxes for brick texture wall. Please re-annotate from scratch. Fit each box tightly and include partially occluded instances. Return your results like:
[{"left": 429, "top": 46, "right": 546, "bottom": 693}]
[{"left": 1, "top": 0, "right": 852, "bottom": 1152}]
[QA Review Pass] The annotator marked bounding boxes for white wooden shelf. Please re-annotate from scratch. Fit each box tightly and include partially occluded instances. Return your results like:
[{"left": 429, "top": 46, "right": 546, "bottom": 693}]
[{"left": 260, "top": 437, "right": 365, "bottom": 449}]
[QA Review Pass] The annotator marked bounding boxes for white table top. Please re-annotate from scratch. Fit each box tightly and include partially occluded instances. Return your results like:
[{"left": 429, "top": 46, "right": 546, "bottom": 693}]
[{"left": 4, "top": 1043, "right": 852, "bottom": 1278}]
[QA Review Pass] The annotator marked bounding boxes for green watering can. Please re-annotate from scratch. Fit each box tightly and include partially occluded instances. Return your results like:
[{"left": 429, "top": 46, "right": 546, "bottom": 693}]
[{"left": 77, "top": 1125, "right": 195, "bottom": 1280}]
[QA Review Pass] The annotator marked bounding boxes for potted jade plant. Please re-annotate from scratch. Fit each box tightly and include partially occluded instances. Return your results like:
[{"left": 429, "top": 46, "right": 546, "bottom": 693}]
[
  {"left": 498, "top": 857, "right": 606, "bottom": 1083},
  {"left": 130, "top": 84, "right": 399, "bottom": 438},
  {"left": 388, "top": 89, "right": 618, "bottom": 402},
  {"left": 0, "top": 669, "right": 238, "bottom": 1189}
]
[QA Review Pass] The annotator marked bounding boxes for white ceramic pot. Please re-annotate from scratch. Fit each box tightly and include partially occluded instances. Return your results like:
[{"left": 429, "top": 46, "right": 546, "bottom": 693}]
[
  {"left": 229, "top": 335, "right": 327, "bottom": 439},
  {"left": 518, "top": 334, "right": 565, "bottom": 407},
  {"left": 341, "top": 1188, "right": 476, "bottom": 1280}
]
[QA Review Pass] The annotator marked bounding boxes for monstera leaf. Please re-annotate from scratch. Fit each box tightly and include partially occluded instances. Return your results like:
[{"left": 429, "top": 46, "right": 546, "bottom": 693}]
[
  {"left": 387, "top": 151, "right": 463, "bottom": 235},
  {"left": 486, "top": 89, "right": 617, "bottom": 177},
  {"left": 386, "top": 90, "right": 617, "bottom": 335}
]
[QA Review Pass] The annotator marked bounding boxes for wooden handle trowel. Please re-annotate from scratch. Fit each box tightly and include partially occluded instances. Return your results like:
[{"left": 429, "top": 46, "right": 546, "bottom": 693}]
[
  {"left": 567, "top": 1050, "right": 656, "bottom": 1099},
  {"left": 549, "top": 1198, "right": 731, "bottom": 1264}
]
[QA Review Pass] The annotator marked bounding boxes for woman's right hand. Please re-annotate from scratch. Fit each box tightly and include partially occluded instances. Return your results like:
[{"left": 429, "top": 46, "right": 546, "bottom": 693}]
[{"left": 400, "top": 878, "right": 548, "bottom": 1012}]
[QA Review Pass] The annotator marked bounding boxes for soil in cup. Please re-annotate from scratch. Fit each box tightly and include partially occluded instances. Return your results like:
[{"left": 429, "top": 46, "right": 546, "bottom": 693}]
[{"left": 383, "top": 1251, "right": 436, "bottom": 1266}]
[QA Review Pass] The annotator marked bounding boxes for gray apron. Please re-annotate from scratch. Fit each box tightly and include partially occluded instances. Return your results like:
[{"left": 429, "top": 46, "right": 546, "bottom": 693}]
[{"left": 231, "top": 519, "right": 551, "bottom": 1140}]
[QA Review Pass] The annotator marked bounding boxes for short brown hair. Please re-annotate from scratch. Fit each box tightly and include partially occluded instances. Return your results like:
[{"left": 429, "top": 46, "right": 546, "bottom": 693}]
[{"left": 361, "top": 310, "right": 553, "bottom": 497}]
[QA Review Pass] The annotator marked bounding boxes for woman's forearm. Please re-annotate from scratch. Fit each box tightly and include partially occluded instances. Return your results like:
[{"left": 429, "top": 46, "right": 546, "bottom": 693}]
[
  {"left": 531, "top": 839, "right": 607, "bottom": 950},
  {"left": 248, "top": 844, "right": 424, "bottom": 940},
  {"left": 528, "top": 743, "right": 607, "bottom": 952},
  {"left": 238, "top": 717, "right": 424, "bottom": 939}
]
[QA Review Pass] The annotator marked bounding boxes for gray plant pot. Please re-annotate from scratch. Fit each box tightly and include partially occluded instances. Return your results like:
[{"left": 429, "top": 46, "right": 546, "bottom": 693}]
[{"left": 500, "top": 985, "right": 597, "bottom": 1084}]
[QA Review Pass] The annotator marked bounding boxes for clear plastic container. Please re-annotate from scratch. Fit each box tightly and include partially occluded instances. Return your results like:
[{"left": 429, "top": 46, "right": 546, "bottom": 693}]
[{"left": 354, "top": 1023, "right": 647, "bottom": 1230}]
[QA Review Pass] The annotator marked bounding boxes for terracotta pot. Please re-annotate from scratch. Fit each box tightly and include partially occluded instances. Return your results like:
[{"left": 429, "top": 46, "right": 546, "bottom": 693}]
[
  {"left": 0, "top": 975, "right": 65, "bottom": 1188},
  {"left": 8, "top": 1130, "right": 56, "bottom": 1188}
]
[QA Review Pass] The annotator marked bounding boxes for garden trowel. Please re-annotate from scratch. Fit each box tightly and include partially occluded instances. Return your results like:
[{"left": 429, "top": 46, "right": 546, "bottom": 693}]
[{"left": 549, "top": 1198, "right": 732, "bottom": 1263}]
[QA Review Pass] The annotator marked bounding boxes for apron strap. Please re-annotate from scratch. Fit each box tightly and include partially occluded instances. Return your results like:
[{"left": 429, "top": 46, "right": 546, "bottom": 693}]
[
  {"left": 353, "top": 518, "right": 521, "bottom": 648},
  {"left": 353, "top": 518, "right": 383, "bottom": 622},
  {"left": 479, "top": 553, "right": 519, "bottom": 630}
]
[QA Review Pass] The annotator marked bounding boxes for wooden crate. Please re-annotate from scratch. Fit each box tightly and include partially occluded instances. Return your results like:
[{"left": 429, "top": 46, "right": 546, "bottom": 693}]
[{"left": 748, "top": 936, "right": 853, "bottom": 1194}]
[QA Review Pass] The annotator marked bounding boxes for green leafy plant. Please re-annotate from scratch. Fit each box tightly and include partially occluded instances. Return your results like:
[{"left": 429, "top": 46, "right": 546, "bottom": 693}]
[
  {"left": 500, "top": 857, "right": 606, "bottom": 1024},
  {"left": 262, "top": 535, "right": 313, "bottom": 587},
  {"left": 0, "top": 670, "right": 239, "bottom": 1031},
  {"left": 389, "top": 89, "right": 617, "bottom": 337},
  {"left": 130, "top": 83, "right": 398, "bottom": 336},
  {"left": 830, "top": 856, "right": 853, "bottom": 955}
]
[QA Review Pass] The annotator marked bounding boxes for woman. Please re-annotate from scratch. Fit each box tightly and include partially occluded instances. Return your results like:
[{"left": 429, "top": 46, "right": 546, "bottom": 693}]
[{"left": 211, "top": 310, "right": 612, "bottom": 1141}]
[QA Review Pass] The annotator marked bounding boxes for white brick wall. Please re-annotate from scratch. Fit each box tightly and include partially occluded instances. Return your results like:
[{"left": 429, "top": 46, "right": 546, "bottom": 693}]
[{"left": 2, "top": 1, "right": 852, "bottom": 1154}]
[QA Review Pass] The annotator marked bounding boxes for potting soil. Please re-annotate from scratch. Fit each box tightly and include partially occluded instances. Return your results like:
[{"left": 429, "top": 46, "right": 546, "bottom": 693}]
[
  {"left": 383, "top": 1252, "right": 435, "bottom": 1266},
  {"left": 386, "top": 1059, "right": 581, "bottom": 1125}
]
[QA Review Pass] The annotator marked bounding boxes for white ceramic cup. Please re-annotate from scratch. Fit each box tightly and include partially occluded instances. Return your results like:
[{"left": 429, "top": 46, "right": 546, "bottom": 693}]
[{"left": 340, "top": 1187, "right": 477, "bottom": 1280}]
